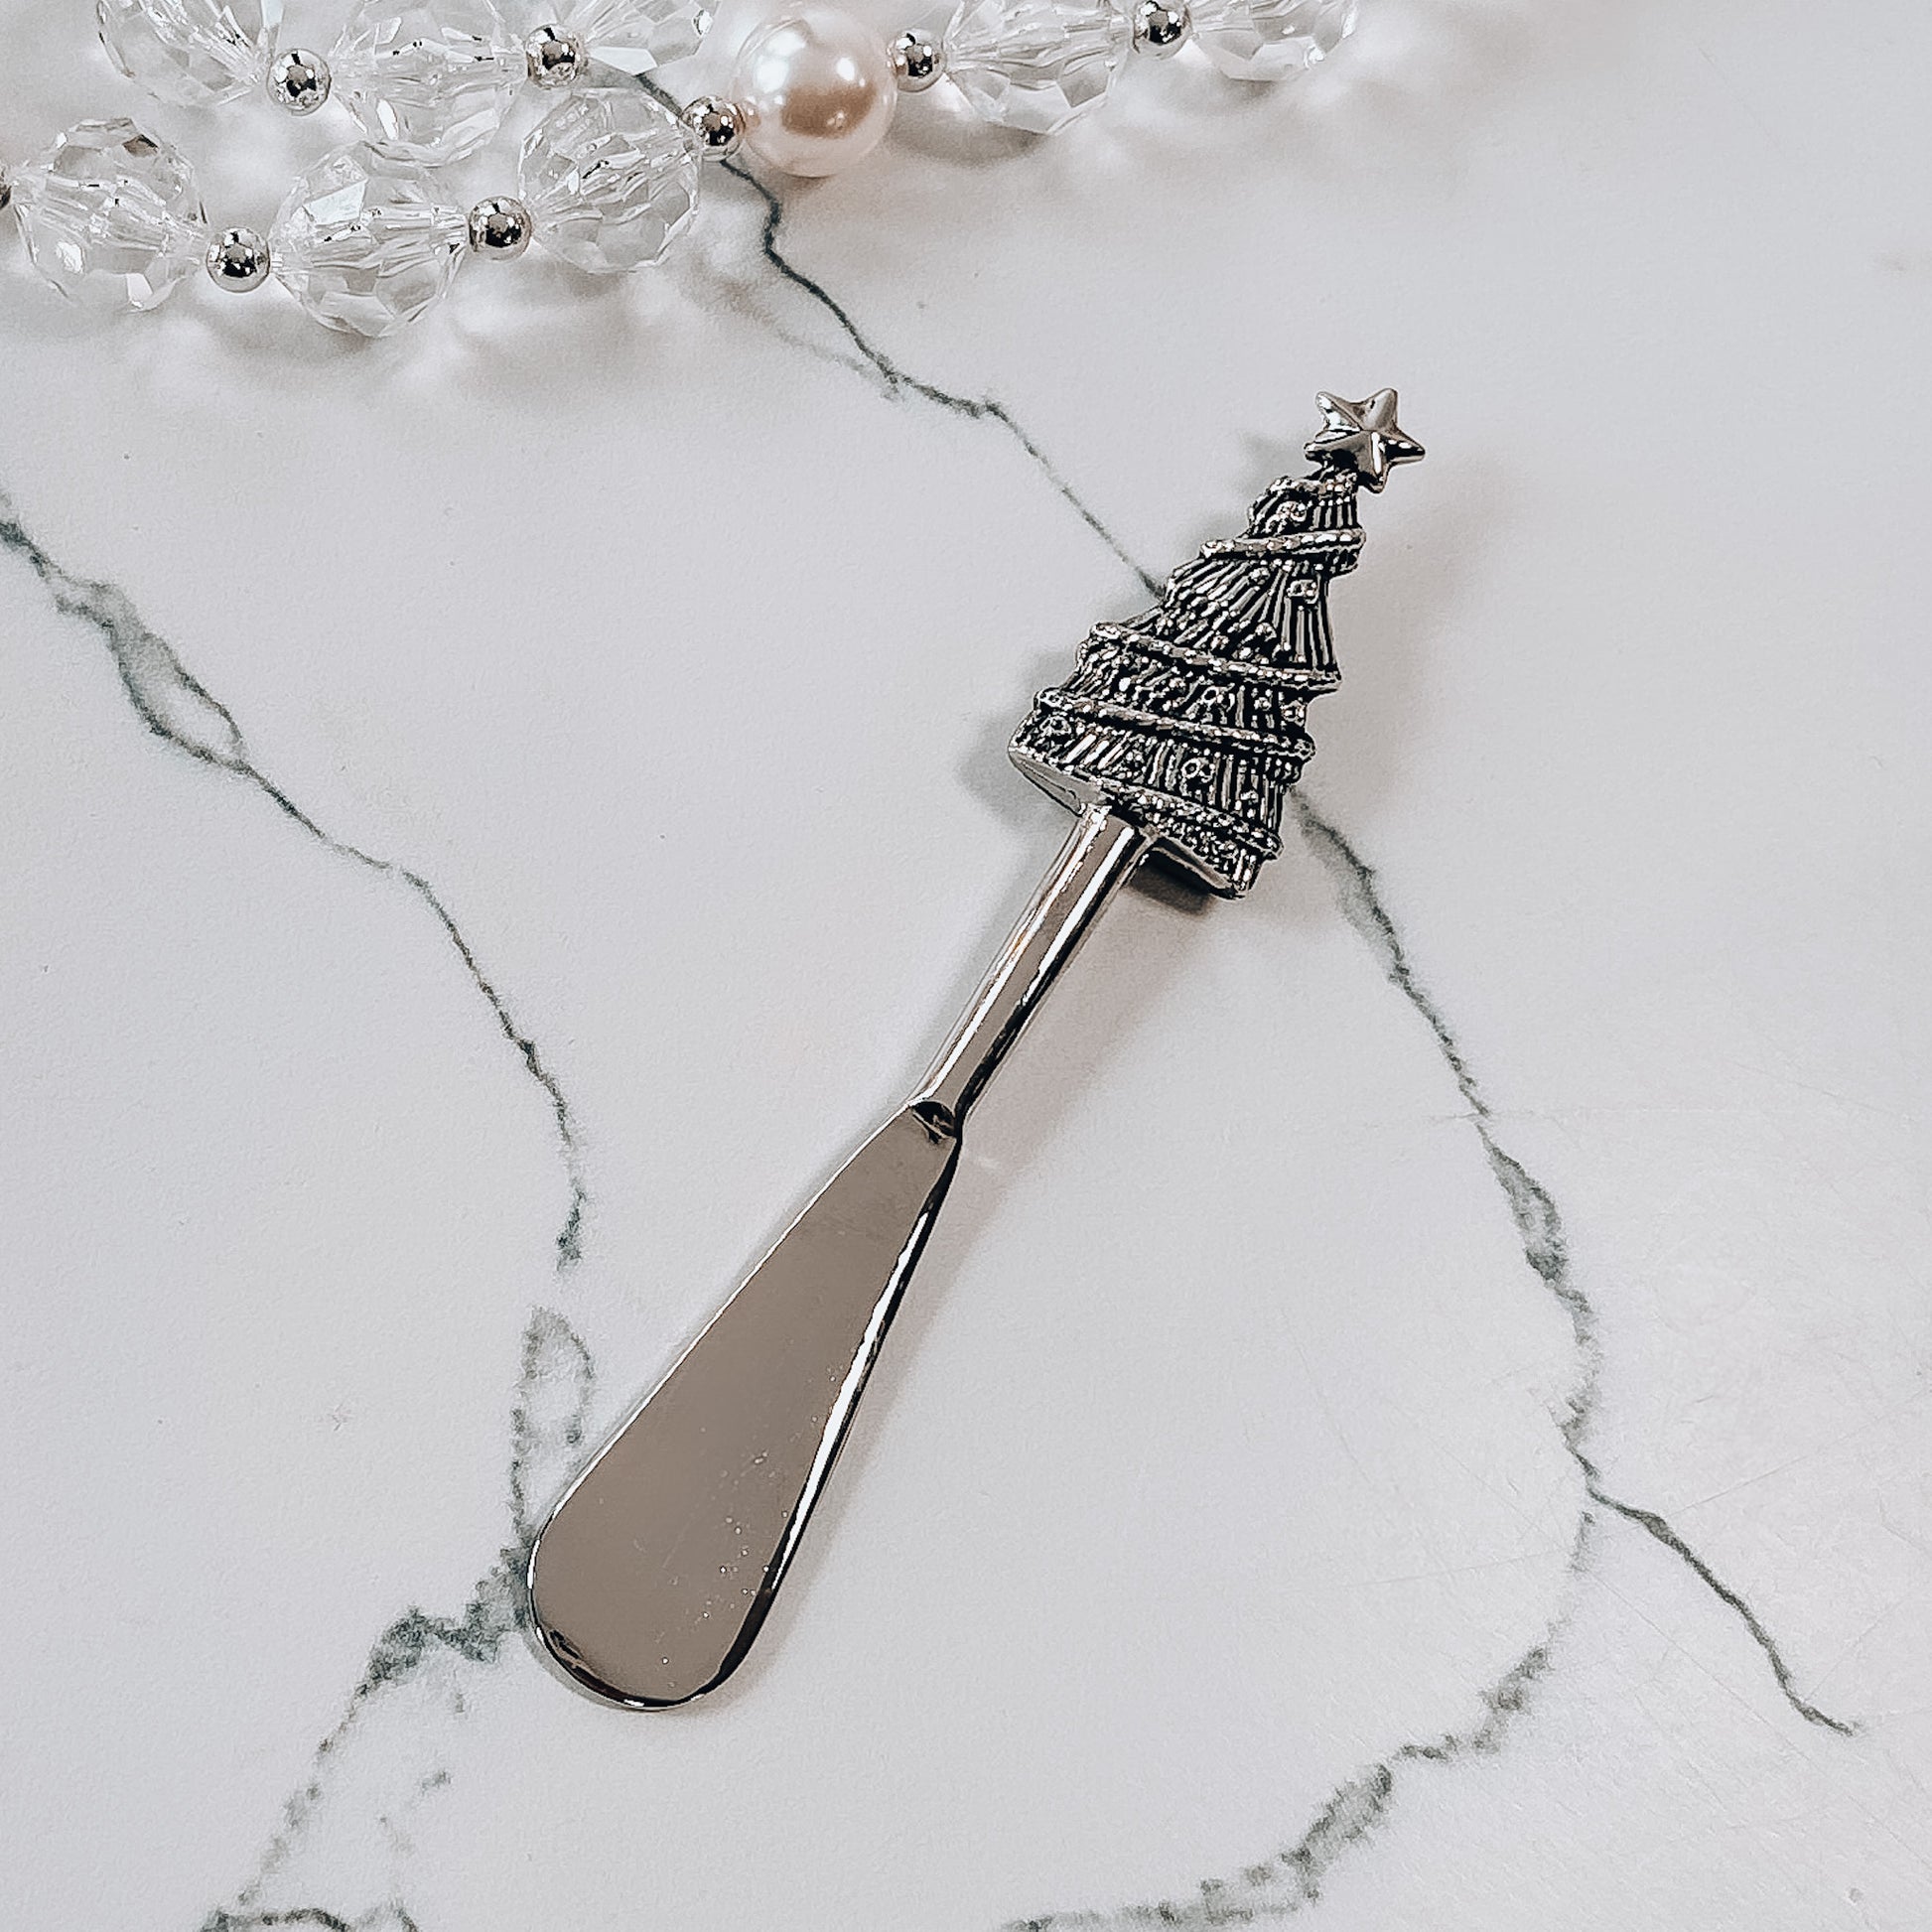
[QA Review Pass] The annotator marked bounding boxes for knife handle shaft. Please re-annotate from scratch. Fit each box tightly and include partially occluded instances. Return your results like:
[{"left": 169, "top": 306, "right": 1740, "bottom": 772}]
[{"left": 913, "top": 805, "right": 1150, "bottom": 1130}]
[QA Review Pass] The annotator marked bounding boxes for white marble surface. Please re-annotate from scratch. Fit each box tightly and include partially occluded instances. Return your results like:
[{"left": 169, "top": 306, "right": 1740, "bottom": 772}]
[{"left": 4, "top": 1, "right": 1931, "bottom": 1926}]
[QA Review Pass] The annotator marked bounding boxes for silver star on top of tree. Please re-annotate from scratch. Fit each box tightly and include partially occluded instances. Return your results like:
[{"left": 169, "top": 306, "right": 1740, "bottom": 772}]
[{"left": 1304, "top": 389, "right": 1425, "bottom": 491}]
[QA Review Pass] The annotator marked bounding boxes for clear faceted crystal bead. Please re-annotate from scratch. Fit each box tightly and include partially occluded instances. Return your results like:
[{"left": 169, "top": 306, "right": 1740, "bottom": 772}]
[
  {"left": 943, "top": 0, "right": 1129, "bottom": 134},
  {"left": 1189, "top": 0, "right": 1354, "bottom": 80},
  {"left": 95, "top": 0, "right": 281, "bottom": 107},
  {"left": 270, "top": 145, "right": 468, "bottom": 336},
  {"left": 332, "top": 0, "right": 522, "bottom": 167},
  {"left": 12, "top": 119, "right": 207, "bottom": 313},
  {"left": 520, "top": 83, "right": 700, "bottom": 275},
  {"left": 564, "top": 0, "right": 711, "bottom": 75}
]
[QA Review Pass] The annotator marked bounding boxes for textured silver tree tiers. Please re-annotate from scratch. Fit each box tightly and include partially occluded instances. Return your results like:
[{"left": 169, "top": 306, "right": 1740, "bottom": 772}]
[{"left": 527, "top": 391, "right": 1424, "bottom": 1709}]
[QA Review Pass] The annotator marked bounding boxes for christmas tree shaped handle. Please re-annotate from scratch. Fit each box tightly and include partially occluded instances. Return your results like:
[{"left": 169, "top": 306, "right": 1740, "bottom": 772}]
[
  {"left": 527, "top": 394, "right": 1423, "bottom": 1710},
  {"left": 1012, "top": 389, "right": 1424, "bottom": 896}
]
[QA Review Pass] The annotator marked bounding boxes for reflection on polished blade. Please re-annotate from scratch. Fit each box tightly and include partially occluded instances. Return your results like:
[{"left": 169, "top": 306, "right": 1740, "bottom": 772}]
[{"left": 528, "top": 1107, "right": 960, "bottom": 1707}]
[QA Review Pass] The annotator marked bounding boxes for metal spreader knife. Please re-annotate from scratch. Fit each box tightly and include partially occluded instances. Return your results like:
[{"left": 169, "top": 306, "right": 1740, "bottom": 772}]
[{"left": 528, "top": 392, "right": 1424, "bottom": 1708}]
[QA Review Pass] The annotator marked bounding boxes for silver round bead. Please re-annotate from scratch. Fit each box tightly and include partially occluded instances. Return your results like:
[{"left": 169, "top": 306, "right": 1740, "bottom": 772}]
[
  {"left": 468, "top": 195, "right": 533, "bottom": 260},
  {"left": 268, "top": 47, "right": 333, "bottom": 114},
  {"left": 681, "top": 94, "right": 746, "bottom": 161},
  {"left": 206, "top": 226, "right": 272, "bottom": 292},
  {"left": 1131, "top": 0, "right": 1191, "bottom": 53},
  {"left": 524, "top": 24, "right": 586, "bottom": 88},
  {"left": 891, "top": 28, "right": 945, "bottom": 90}
]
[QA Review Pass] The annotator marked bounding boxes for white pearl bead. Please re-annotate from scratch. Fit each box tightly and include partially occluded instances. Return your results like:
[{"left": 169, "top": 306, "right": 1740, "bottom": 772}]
[{"left": 733, "top": 8, "right": 897, "bottom": 178}]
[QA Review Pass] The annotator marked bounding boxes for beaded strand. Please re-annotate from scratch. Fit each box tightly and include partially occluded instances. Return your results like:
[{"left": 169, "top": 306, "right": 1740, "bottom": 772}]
[{"left": 0, "top": 0, "right": 1358, "bottom": 337}]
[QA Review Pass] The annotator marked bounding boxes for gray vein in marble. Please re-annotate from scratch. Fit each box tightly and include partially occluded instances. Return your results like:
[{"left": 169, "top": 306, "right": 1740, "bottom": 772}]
[
  {"left": 1579, "top": 1457, "right": 1856, "bottom": 1737},
  {"left": 224, "top": 1308, "right": 597, "bottom": 1923},
  {"left": 222, "top": 1549, "right": 514, "bottom": 1914},
  {"left": 1001, "top": 1053, "right": 1854, "bottom": 1931},
  {"left": 1296, "top": 801, "right": 1856, "bottom": 1738},
  {"left": 509, "top": 1306, "right": 598, "bottom": 1545},
  {"left": 1292, "top": 798, "right": 1597, "bottom": 1439},
  {"left": 0, "top": 487, "right": 608, "bottom": 1924},
  {"left": 995, "top": 804, "right": 1856, "bottom": 1926},
  {"left": 206, "top": 1908, "right": 419, "bottom": 1932},
  {"left": 0, "top": 491, "right": 588, "bottom": 1268},
  {"left": 1009, "top": 1594, "right": 1568, "bottom": 1931},
  {"left": 720, "top": 159, "right": 1161, "bottom": 597}
]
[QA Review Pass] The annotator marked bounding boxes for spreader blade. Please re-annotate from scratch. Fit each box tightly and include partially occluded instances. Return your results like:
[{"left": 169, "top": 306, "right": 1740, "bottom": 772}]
[{"left": 528, "top": 1106, "right": 960, "bottom": 1707}]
